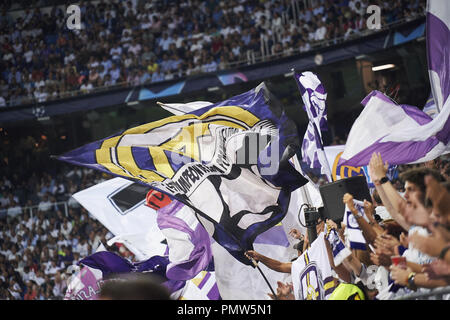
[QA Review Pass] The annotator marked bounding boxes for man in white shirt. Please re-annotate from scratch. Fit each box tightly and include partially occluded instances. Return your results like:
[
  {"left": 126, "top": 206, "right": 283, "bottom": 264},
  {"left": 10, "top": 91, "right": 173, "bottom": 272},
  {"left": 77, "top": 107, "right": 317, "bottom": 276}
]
[
  {"left": 7, "top": 201, "right": 22, "bottom": 220},
  {"left": 314, "top": 20, "right": 327, "bottom": 41},
  {"left": 159, "top": 33, "right": 173, "bottom": 52},
  {"left": 23, "top": 47, "right": 34, "bottom": 64},
  {"left": 127, "top": 39, "right": 142, "bottom": 56},
  {"left": 45, "top": 261, "right": 59, "bottom": 276},
  {"left": 76, "top": 238, "right": 89, "bottom": 257},
  {"left": 80, "top": 81, "right": 93, "bottom": 93},
  {"left": 38, "top": 194, "right": 52, "bottom": 212},
  {"left": 190, "top": 37, "right": 203, "bottom": 53},
  {"left": 109, "top": 64, "right": 121, "bottom": 84},
  {"left": 61, "top": 219, "right": 73, "bottom": 238},
  {"left": 109, "top": 43, "right": 122, "bottom": 60}
]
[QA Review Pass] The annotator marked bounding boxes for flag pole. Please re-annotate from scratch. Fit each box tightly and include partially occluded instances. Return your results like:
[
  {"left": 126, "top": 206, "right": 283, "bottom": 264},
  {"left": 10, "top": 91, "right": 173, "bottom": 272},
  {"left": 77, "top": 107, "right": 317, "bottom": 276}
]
[
  {"left": 311, "top": 121, "right": 334, "bottom": 182},
  {"left": 249, "top": 257, "right": 278, "bottom": 299},
  {"left": 193, "top": 208, "right": 278, "bottom": 299}
]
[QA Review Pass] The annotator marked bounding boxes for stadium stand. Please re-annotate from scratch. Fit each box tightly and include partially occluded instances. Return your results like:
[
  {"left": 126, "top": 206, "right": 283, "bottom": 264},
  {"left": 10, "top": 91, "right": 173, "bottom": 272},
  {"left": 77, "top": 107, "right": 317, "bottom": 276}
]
[
  {"left": 0, "top": 0, "right": 426, "bottom": 107},
  {"left": 2, "top": 0, "right": 448, "bottom": 301}
]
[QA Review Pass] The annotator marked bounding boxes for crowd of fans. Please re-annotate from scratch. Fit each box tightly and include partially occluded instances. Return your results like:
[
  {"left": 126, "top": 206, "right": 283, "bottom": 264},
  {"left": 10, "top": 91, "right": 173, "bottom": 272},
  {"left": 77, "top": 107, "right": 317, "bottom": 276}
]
[
  {"left": 0, "top": 0, "right": 426, "bottom": 107},
  {"left": 247, "top": 154, "right": 450, "bottom": 300},
  {"left": 0, "top": 130, "right": 448, "bottom": 300},
  {"left": 0, "top": 167, "right": 136, "bottom": 300}
]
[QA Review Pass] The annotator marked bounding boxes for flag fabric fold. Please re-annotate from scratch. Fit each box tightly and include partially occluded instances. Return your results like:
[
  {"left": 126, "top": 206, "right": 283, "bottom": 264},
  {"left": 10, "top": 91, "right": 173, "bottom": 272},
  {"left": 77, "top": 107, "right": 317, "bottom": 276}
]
[
  {"left": 72, "top": 177, "right": 167, "bottom": 260},
  {"left": 339, "top": 91, "right": 449, "bottom": 167},
  {"left": 427, "top": 0, "right": 450, "bottom": 112},
  {"left": 152, "top": 193, "right": 213, "bottom": 281},
  {"left": 423, "top": 93, "right": 439, "bottom": 119},
  {"left": 73, "top": 177, "right": 214, "bottom": 281},
  {"left": 340, "top": 3, "right": 450, "bottom": 167},
  {"left": 59, "top": 83, "right": 308, "bottom": 266},
  {"left": 79, "top": 251, "right": 186, "bottom": 296}
]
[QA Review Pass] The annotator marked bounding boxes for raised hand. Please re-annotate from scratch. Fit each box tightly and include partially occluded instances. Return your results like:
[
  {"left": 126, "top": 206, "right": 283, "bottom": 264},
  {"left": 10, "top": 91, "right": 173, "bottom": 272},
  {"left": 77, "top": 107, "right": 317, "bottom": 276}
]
[
  {"left": 369, "top": 152, "right": 389, "bottom": 182},
  {"left": 374, "top": 233, "right": 400, "bottom": 256},
  {"left": 289, "top": 228, "right": 303, "bottom": 240},
  {"left": 370, "top": 251, "right": 392, "bottom": 267},
  {"left": 343, "top": 193, "right": 356, "bottom": 213},
  {"left": 363, "top": 199, "right": 375, "bottom": 218}
]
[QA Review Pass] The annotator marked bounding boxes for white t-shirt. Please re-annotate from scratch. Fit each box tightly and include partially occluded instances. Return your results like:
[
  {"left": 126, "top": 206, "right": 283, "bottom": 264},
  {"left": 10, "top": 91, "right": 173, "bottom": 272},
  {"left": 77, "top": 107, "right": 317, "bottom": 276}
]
[
  {"left": 23, "top": 50, "right": 33, "bottom": 63},
  {"left": 291, "top": 232, "right": 336, "bottom": 300}
]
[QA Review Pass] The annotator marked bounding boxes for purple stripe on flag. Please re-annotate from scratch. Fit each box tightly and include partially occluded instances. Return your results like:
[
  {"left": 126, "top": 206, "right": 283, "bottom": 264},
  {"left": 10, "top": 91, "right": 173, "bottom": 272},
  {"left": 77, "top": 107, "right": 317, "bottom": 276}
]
[
  {"left": 361, "top": 90, "right": 394, "bottom": 106},
  {"left": 436, "top": 116, "right": 450, "bottom": 145},
  {"left": 163, "top": 279, "right": 186, "bottom": 294},
  {"left": 157, "top": 203, "right": 194, "bottom": 236},
  {"left": 81, "top": 267, "right": 100, "bottom": 292},
  {"left": 197, "top": 272, "right": 211, "bottom": 290},
  {"left": 254, "top": 225, "right": 290, "bottom": 247},
  {"left": 80, "top": 251, "right": 134, "bottom": 276},
  {"left": 427, "top": 12, "right": 450, "bottom": 105},
  {"left": 364, "top": 91, "right": 433, "bottom": 125},
  {"left": 207, "top": 283, "right": 221, "bottom": 300},
  {"left": 158, "top": 199, "right": 185, "bottom": 216},
  {"left": 164, "top": 216, "right": 213, "bottom": 281},
  {"left": 400, "top": 105, "right": 433, "bottom": 125},
  {"left": 339, "top": 137, "right": 440, "bottom": 167}
]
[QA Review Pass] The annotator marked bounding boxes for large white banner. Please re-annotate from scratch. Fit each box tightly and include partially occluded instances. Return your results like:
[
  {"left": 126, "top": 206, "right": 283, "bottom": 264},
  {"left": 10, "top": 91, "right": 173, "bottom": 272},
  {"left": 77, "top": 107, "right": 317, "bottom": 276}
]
[{"left": 72, "top": 177, "right": 167, "bottom": 260}]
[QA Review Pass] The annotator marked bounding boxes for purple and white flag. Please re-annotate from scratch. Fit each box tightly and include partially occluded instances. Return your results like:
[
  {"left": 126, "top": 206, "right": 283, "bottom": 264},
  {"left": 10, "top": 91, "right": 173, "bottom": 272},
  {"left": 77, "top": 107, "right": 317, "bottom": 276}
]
[
  {"left": 423, "top": 93, "right": 438, "bottom": 119},
  {"left": 339, "top": 91, "right": 449, "bottom": 167},
  {"left": 427, "top": 0, "right": 450, "bottom": 113},
  {"left": 78, "top": 251, "right": 186, "bottom": 297},
  {"left": 64, "top": 244, "right": 107, "bottom": 300},
  {"left": 156, "top": 199, "right": 213, "bottom": 281},
  {"left": 339, "top": 2, "right": 450, "bottom": 167},
  {"left": 72, "top": 178, "right": 167, "bottom": 261},
  {"left": 325, "top": 228, "right": 351, "bottom": 266},
  {"left": 73, "top": 178, "right": 213, "bottom": 281},
  {"left": 295, "top": 72, "right": 333, "bottom": 181},
  {"left": 63, "top": 265, "right": 103, "bottom": 300},
  {"left": 343, "top": 199, "right": 369, "bottom": 250}
]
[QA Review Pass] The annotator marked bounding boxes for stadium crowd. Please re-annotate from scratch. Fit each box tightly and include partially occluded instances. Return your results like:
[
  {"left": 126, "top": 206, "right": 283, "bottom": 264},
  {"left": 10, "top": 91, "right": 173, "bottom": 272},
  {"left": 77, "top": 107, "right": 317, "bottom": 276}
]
[
  {"left": 0, "top": 126, "right": 448, "bottom": 300},
  {"left": 0, "top": 0, "right": 426, "bottom": 107},
  {"left": 0, "top": 165, "right": 136, "bottom": 300},
  {"left": 247, "top": 155, "right": 450, "bottom": 300}
]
